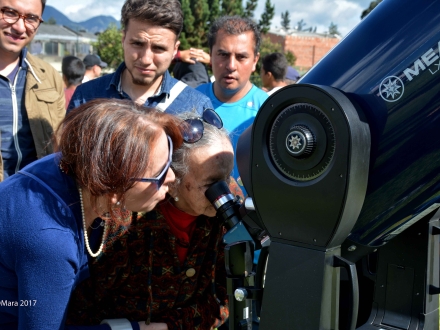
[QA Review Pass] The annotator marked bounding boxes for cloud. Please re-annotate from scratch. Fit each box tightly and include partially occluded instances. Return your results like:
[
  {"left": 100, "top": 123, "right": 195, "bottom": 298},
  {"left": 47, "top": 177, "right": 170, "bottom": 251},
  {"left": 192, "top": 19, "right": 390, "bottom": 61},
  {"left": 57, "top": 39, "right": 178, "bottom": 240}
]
[
  {"left": 255, "top": 0, "right": 372, "bottom": 36},
  {"left": 47, "top": 0, "right": 124, "bottom": 22},
  {"left": 47, "top": 0, "right": 373, "bottom": 36}
]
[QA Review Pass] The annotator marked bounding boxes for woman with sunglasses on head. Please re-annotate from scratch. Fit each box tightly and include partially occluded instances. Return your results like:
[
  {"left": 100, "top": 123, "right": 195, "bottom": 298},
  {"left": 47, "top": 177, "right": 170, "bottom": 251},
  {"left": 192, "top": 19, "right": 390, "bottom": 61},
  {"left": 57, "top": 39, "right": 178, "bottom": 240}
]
[
  {"left": 67, "top": 109, "right": 237, "bottom": 330},
  {"left": 0, "top": 99, "right": 182, "bottom": 330}
]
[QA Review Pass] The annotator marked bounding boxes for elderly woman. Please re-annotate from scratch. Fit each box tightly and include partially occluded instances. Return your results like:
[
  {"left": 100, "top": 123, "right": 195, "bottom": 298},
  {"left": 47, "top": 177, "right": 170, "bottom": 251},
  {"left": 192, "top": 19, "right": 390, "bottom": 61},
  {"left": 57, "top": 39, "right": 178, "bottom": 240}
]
[
  {"left": 67, "top": 109, "right": 234, "bottom": 330},
  {"left": 0, "top": 99, "right": 182, "bottom": 329}
]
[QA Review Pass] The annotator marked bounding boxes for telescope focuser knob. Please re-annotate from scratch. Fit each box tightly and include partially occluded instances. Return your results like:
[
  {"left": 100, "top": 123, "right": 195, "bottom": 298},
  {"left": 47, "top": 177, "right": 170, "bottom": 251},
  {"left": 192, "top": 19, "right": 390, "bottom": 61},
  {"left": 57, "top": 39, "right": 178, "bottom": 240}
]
[
  {"left": 286, "top": 125, "right": 315, "bottom": 158},
  {"left": 234, "top": 288, "right": 248, "bottom": 301}
]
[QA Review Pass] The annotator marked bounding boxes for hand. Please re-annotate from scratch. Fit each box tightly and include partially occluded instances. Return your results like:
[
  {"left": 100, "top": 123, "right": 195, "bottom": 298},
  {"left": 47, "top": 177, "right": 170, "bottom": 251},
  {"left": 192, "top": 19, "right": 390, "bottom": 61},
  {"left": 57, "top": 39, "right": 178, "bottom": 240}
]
[
  {"left": 179, "top": 49, "right": 197, "bottom": 64},
  {"left": 179, "top": 48, "right": 211, "bottom": 64},
  {"left": 189, "top": 48, "right": 211, "bottom": 64},
  {"left": 138, "top": 321, "right": 168, "bottom": 330}
]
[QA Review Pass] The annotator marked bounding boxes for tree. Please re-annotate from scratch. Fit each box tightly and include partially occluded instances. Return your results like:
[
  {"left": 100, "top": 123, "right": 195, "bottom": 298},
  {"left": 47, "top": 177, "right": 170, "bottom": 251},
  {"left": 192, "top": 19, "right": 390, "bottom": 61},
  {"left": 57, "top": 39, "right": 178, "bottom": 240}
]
[
  {"left": 187, "top": 0, "right": 210, "bottom": 48},
  {"left": 46, "top": 17, "right": 57, "bottom": 25},
  {"left": 258, "top": 0, "right": 275, "bottom": 34},
  {"left": 179, "top": 0, "right": 195, "bottom": 50},
  {"left": 296, "top": 19, "right": 306, "bottom": 31},
  {"left": 361, "top": 0, "right": 383, "bottom": 19},
  {"left": 207, "top": 0, "right": 220, "bottom": 27},
  {"left": 285, "top": 50, "right": 296, "bottom": 66},
  {"left": 243, "top": 0, "right": 258, "bottom": 18},
  {"left": 93, "top": 24, "right": 124, "bottom": 70},
  {"left": 221, "top": 0, "right": 243, "bottom": 16},
  {"left": 281, "top": 11, "right": 291, "bottom": 31},
  {"left": 328, "top": 22, "right": 340, "bottom": 36}
]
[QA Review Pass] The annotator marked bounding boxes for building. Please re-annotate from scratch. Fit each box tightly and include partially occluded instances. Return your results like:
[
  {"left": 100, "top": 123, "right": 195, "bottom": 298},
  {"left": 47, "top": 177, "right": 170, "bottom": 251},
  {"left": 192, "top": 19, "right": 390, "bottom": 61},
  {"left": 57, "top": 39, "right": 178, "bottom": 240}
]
[
  {"left": 29, "top": 24, "right": 98, "bottom": 72},
  {"left": 265, "top": 28, "right": 341, "bottom": 73}
]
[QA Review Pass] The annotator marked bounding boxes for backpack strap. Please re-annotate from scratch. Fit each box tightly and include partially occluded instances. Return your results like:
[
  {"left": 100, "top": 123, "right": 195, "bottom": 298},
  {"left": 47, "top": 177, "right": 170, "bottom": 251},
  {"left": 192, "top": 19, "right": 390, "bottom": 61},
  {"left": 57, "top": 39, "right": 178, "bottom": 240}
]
[{"left": 156, "top": 80, "right": 188, "bottom": 112}]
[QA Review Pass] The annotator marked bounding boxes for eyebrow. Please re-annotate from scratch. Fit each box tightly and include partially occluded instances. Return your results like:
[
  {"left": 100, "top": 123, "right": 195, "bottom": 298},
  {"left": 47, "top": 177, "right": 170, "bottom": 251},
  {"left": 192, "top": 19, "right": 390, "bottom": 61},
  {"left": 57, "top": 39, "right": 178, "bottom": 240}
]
[
  {"left": 217, "top": 48, "right": 250, "bottom": 57},
  {"left": 3, "top": 6, "right": 40, "bottom": 17},
  {"left": 203, "top": 174, "right": 228, "bottom": 184},
  {"left": 129, "top": 36, "right": 169, "bottom": 47}
]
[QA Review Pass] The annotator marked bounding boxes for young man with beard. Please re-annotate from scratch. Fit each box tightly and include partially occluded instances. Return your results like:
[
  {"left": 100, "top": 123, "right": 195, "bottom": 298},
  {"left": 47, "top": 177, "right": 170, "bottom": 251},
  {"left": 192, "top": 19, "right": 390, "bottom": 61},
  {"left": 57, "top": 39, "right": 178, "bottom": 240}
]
[
  {"left": 68, "top": 0, "right": 212, "bottom": 115},
  {"left": 0, "top": 0, "right": 65, "bottom": 182}
]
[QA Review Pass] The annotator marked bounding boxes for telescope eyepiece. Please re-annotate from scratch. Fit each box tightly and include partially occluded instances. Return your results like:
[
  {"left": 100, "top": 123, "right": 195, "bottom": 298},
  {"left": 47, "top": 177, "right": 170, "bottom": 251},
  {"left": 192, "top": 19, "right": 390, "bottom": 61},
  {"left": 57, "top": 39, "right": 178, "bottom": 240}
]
[{"left": 205, "top": 181, "right": 242, "bottom": 229}]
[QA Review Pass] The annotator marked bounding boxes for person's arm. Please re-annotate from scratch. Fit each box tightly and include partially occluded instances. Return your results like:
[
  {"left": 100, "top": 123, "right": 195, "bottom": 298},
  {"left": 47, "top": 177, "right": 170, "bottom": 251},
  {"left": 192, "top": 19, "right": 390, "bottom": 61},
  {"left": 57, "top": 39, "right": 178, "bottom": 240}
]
[
  {"left": 14, "top": 226, "right": 141, "bottom": 330},
  {"left": 138, "top": 322, "right": 168, "bottom": 330},
  {"left": 153, "top": 290, "right": 223, "bottom": 330},
  {"left": 155, "top": 234, "right": 228, "bottom": 330},
  {"left": 211, "top": 236, "right": 229, "bottom": 329},
  {"left": 67, "top": 85, "right": 85, "bottom": 113},
  {"left": 12, "top": 227, "right": 79, "bottom": 329}
]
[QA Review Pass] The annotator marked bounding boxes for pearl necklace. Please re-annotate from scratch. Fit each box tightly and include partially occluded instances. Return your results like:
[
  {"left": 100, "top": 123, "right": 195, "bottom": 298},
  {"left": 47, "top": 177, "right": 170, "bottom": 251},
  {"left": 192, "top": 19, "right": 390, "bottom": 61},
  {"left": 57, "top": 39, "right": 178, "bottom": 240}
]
[{"left": 78, "top": 187, "right": 108, "bottom": 258}]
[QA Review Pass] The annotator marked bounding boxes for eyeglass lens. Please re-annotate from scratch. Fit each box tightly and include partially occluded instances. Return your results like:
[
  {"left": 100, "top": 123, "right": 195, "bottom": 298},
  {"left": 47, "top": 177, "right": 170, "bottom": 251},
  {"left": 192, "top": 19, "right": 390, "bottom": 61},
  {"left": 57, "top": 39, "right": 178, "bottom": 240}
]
[
  {"left": 203, "top": 108, "right": 223, "bottom": 129},
  {"left": 1, "top": 8, "right": 41, "bottom": 30},
  {"left": 182, "top": 119, "right": 204, "bottom": 143},
  {"left": 155, "top": 136, "right": 173, "bottom": 189},
  {"left": 181, "top": 108, "right": 223, "bottom": 143}
]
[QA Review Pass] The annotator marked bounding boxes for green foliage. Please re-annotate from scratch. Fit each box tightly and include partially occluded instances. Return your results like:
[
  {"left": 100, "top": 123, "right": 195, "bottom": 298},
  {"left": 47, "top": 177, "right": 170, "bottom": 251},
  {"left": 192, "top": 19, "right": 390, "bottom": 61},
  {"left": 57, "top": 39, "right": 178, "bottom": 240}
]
[
  {"left": 221, "top": 0, "right": 243, "bottom": 16},
  {"left": 207, "top": 0, "right": 220, "bottom": 27},
  {"left": 258, "top": 0, "right": 275, "bottom": 34},
  {"left": 281, "top": 11, "right": 290, "bottom": 30},
  {"left": 328, "top": 22, "right": 340, "bottom": 36},
  {"left": 251, "top": 36, "right": 296, "bottom": 87},
  {"left": 285, "top": 50, "right": 296, "bottom": 66},
  {"left": 188, "top": 0, "right": 210, "bottom": 48},
  {"left": 296, "top": 19, "right": 306, "bottom": 31},
  {"left": 180, "top": 0, "right": 195, "bottom": 50},
  {"left": 46, "top": 17, "right": 57, "bottom": 25},
  {"left": 361, "top": 0, "right": 383, "bottom": 19},
  {"left": 243, "top": 0, "right": 258, "bottom": 18},
  {"left": 92, "top": 24, "right": 124, "bottom": 70}
]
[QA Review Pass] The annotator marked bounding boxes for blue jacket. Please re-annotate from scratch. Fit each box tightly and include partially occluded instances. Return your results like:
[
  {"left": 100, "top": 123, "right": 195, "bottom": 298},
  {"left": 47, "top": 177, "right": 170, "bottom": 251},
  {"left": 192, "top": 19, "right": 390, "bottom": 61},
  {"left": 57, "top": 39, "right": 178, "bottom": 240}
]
[
  {"left": 68, "top": 63, "right": 213, "bottom": 116},
  {"left": 0, "top": 154, "right": 139, "bottom": 330}
]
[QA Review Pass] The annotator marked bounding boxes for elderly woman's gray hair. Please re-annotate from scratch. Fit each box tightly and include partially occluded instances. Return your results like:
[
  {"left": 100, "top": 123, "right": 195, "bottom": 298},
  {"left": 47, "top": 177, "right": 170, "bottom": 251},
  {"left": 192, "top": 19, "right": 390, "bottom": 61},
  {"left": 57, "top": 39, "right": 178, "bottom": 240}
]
[{"left": 171, "top": 111, "right": 231, "bottom": 186}]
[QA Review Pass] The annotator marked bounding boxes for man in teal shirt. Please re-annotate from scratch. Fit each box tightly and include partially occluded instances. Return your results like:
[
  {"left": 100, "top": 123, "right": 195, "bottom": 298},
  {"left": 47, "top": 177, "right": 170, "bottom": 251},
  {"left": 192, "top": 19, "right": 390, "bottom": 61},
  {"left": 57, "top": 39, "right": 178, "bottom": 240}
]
[{"left": 197, "top": 16, "right": 268, "bottom": 191}]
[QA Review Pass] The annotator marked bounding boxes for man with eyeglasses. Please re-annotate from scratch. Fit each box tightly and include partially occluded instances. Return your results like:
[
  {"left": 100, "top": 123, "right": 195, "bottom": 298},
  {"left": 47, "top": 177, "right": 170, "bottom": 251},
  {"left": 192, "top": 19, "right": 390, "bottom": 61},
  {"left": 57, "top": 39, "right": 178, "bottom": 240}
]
[
  {"left": 0, "top": 0, "right": 65, "bottom": 182},
  {"left": 68, "top": 0, "right": 212, "bottom": 116}
]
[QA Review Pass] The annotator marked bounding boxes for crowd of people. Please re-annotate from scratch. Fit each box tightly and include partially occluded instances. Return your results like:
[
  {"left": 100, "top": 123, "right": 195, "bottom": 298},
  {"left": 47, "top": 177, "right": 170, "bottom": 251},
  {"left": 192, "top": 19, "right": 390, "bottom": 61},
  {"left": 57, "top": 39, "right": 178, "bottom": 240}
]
[{"left": 0, "top": 0, "right": 300, "bottom": 329}]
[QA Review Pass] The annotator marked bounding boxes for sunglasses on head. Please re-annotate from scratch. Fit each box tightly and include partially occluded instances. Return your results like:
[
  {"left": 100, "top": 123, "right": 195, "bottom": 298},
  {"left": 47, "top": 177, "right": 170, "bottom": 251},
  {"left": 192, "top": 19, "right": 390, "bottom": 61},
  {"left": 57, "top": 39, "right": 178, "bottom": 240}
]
[
  {"left": 180, "top": 108, "right": 223, "bottom": 144},
  {"left": 131, "top": 135, "right": 173, "bottom": 190}
]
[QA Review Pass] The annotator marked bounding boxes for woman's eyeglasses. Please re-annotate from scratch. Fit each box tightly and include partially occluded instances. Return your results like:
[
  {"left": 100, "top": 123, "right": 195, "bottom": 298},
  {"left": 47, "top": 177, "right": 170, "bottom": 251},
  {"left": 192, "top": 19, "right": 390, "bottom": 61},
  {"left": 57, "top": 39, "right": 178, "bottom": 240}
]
[
  {"left": 131, "top": 135, "right": 173, "bottom": 190},
  {"left": 1, "top": 7, "right": 43, "bottom": 31},
  {"left": 180, "top": 108, "right": 223, "bottom": 143}
]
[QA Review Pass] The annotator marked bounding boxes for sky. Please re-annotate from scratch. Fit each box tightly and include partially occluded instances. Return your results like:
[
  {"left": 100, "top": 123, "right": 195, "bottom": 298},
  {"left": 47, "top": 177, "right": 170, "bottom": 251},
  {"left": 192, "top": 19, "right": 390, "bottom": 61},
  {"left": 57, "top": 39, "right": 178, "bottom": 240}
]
[{"left": 46, "top": 0, "right": 373, "bottom": 37}]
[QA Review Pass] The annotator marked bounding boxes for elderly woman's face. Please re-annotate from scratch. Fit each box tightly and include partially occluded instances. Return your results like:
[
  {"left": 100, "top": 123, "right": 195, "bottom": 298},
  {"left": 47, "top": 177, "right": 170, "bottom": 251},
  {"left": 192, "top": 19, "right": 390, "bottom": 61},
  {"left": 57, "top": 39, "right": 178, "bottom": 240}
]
[
  {"left": 124, "top": 131, "right": 175, "bottom": 212},
  {"left": 175, "top": 138, "right": 234, "bottom": 217}
]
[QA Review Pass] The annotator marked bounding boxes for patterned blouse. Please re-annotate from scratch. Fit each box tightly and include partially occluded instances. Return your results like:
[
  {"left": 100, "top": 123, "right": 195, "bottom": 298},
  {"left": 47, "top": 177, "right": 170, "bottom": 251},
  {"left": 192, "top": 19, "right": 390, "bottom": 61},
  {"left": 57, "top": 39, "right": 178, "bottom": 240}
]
[{"left": 66, "top": 207, "right": 229, "bottom": 330}]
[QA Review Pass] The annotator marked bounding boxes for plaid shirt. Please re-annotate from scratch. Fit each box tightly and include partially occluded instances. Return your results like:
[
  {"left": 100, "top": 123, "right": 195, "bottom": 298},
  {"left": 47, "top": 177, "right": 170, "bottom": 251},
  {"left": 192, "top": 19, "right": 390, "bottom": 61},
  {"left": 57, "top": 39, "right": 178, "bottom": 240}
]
[{"left": 67, "top": 208, "right": 228, "bottom": 330}]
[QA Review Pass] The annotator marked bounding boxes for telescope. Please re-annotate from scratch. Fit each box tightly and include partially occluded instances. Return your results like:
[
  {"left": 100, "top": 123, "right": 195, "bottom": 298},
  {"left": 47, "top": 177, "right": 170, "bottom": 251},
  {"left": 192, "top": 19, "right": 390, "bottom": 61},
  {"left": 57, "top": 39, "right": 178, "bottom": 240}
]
[{"left": 209, "top": 0, "right": 440, "bottom": 328}]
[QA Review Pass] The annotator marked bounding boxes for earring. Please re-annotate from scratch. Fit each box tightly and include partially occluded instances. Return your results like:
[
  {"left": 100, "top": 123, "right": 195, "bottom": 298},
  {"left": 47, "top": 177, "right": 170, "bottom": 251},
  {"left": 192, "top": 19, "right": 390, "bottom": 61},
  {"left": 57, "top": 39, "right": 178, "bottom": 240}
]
[
  {"left": 174, "top": 196, "right": 179, "bottom": 202},
  {"left": 116, "top": 201, "right": 121, "bottom": 206}
]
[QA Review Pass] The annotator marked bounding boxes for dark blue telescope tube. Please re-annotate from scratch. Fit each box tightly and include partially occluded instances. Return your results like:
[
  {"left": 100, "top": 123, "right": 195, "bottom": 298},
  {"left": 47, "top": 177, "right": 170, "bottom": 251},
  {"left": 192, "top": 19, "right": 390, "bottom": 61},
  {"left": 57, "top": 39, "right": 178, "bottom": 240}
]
[{"left": 300, "top": 0, "right": 440, "bottom": 246}]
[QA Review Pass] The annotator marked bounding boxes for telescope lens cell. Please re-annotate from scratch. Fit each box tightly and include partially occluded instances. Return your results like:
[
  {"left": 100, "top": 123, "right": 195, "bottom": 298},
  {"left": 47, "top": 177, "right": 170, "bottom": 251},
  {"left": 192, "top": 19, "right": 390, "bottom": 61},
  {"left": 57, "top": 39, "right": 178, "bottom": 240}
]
[{"left": 269, "top": 102, "right": 335, "bottom": 182}]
